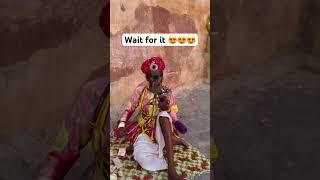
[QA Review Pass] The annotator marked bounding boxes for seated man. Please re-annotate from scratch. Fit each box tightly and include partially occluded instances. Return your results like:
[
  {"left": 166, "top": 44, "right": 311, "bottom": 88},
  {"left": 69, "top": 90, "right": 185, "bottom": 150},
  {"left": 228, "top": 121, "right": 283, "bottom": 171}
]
[{"left": 114, "top": 57, "right": 187, "bottom": 179}]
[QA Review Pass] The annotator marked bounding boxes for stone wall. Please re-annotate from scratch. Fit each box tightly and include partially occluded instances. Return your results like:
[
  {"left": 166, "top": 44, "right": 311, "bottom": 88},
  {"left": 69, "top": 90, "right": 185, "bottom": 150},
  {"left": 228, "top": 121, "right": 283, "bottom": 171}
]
[
  {"left": 109, "top": 0, "right": 210, "bottom": 107},
  {"left": 0, "top": 0, "right": 106, "bottom": 134}
]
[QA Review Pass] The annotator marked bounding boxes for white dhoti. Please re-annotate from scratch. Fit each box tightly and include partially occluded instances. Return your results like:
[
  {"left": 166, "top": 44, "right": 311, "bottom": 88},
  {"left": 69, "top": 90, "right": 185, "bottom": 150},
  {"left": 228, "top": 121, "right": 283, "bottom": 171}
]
[{"left": 133, "top": 111, "right": 173, "bottom": 171}]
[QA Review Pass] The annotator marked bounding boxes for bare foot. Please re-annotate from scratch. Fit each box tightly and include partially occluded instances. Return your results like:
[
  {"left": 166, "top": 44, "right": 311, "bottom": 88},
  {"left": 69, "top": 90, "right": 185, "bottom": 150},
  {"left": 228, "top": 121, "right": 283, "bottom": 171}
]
[
  {"left": 168, "top": 168, "right": 182, "bottom": 180},
  {"left": 178, "top": 138, "right": 189, "bottom": 148}
]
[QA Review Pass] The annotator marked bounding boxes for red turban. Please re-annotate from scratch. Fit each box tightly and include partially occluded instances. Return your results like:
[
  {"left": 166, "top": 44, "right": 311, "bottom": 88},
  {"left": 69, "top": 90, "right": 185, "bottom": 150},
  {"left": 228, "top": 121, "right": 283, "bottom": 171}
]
[{"left": 141, "top": 57, "right": 166, "bottom": 74}]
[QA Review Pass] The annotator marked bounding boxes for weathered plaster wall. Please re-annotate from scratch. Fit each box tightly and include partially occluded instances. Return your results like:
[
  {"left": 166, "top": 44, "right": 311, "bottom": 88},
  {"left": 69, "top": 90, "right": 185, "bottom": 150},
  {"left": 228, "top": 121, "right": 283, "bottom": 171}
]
[
  {"left": 109, "top": 0, "right": 210, "bottom": 107},
  {"left": 0, "top": 1, "right": 107, "bottom": 134}
]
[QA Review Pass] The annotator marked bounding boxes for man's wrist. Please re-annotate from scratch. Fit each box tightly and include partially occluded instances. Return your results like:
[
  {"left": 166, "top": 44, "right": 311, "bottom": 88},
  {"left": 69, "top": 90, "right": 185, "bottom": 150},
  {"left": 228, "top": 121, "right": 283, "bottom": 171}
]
[{"left": 118, "top": 122, "right": 125, "bottom": 128}]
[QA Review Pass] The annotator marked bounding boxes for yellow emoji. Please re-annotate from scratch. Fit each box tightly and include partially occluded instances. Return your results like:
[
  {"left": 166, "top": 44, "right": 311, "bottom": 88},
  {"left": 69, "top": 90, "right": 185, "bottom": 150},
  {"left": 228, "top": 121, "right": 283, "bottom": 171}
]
[
  {"left": 168, "top": 36, "right": 177, "bottom": 44},
  {"left": 187, "top": 35, "right": 196, "bottom": 44},
  {"left": 178, "top": 35, "right": 186, "bottom": 44}
]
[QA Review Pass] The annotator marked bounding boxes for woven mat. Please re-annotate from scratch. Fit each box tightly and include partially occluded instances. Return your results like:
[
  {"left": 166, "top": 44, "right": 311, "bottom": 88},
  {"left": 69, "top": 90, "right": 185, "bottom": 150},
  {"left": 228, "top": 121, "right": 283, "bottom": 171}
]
[{"left": 110, "top": 137, "right": 210, "bottom": 180}]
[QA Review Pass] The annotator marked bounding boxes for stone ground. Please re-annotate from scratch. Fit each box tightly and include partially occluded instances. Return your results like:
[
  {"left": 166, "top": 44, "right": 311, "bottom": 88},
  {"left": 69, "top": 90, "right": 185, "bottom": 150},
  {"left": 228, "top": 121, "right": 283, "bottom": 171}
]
[
  {"left": 0, "top": 82, "right": 210, "bottom": 180},
  {"left": 214, "top": 53, "right": 320, "bottom": 180}
]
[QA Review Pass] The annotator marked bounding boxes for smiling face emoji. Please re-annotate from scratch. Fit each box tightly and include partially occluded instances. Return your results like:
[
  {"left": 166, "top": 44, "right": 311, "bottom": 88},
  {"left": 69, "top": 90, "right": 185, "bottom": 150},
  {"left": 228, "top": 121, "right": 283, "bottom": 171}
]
[
  {"left": 178, "top": 35, "right": 186, "bottom": 44},
  {"left": 187, "top": 35, "right": 196, "bottom": 44},
  {"left": 168, "top": 36, "right": 177, "bottom": 44}
]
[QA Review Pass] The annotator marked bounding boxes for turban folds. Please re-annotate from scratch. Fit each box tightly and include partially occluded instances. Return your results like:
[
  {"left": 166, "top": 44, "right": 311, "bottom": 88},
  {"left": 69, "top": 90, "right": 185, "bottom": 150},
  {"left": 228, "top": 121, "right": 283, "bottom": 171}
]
[{"left": 141, "top": 57, "right": 166, "bottom": 75}]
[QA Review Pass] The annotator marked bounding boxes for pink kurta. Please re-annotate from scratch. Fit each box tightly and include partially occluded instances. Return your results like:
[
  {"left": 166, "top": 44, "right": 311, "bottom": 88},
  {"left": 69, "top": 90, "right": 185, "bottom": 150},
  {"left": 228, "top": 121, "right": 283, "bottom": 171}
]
[{"left": 114, "top": 82, "right": 179, "bottom": 143}]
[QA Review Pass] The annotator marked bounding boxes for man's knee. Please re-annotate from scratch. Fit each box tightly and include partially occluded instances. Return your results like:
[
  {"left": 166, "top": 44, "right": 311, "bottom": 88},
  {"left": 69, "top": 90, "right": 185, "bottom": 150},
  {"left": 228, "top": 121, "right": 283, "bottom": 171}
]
[{"left": 134, "top": 153, "right": 153, "bottom": 167}]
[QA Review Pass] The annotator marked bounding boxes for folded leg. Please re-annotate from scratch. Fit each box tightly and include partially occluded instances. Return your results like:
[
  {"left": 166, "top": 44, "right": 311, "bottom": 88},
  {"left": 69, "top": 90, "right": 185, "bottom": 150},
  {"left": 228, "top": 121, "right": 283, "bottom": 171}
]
[{"left": 133, "top": 135, "right": 168, "bottom": 171}]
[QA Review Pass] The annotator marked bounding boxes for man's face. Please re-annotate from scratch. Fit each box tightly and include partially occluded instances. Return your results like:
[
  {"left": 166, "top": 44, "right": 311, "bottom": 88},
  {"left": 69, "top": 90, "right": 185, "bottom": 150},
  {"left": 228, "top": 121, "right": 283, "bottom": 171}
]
[{"left": 147, "top": 70, "right": 163, "bottom": 86}]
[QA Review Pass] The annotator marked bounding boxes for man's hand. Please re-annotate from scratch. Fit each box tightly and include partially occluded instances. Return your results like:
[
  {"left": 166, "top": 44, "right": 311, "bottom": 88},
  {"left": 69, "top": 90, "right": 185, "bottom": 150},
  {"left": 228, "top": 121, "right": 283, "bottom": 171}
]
[{"left": 172, "top": 136, "right": 189, "bottom": 148}]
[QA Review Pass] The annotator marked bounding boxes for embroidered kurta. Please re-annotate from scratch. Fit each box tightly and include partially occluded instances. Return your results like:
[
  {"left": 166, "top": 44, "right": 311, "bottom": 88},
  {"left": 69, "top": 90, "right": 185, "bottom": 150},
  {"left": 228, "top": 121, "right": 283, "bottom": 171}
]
[{"left": 114, "top": 82, "right": 179, "bottom": 142}]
